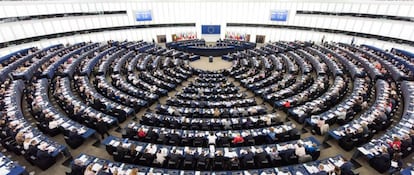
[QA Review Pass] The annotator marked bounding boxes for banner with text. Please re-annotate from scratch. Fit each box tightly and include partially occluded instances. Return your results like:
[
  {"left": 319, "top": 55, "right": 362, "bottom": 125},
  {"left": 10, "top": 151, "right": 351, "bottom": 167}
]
[{"left": 270, "top": 10, "right": 288, "bottom": 21}]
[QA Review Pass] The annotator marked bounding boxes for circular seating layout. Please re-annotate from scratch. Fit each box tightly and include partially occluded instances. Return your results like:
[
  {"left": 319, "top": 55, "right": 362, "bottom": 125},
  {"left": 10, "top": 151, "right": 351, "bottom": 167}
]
[{"left": 0, "top": 39, "right": 413, "bottom": 175}]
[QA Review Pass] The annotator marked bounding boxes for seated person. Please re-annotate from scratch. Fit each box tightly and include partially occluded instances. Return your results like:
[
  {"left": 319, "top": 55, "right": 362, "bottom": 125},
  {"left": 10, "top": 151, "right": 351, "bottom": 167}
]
[
  {"left": 388, "top": 136, "right": 402, "bottom": 152},
  {"left": 69, "top": 159, "right": 85, "bottom": 175},
  {"left": 214, "top": 150, "right": 225, "bottom": 169},
  {"left": 305, "top": 143, "right": 317, "bottom": 155},
  {"left": 295, "top": 143, "right": 307, "bottom": 157},
  {"left": 254, "top": 148, "right": 268, "bottom": 164},
  {"left": 207, "top": 132, "right": 217, "bottom": 145},
  {"left": 155, "top": 149, "right": 167, "bottom": 166},
  {"left": 228, "top": 156, "right": 240, "bottom": 169},
  {"left": 137, "top": 128, "right": 146, "bottom": 140},
  {"left": 340, "top": 157, "right": 355, "bottom": 175},
  {"left": 218, "top": 133, "right": 230, "bottom": 146},
  {"left": 240, "top": 149, "right": 254, "bottom": 168},
  {"left": 283, "top": 101, "right": 291, "bottom": 108},
  {"left": 312, "top": 117, "right": 329, "bottom": 135},
  {"left": 389, "top": 153, "right": 403, "bottom": 174},
  {"left": 169, "top": 149, "right": 183, "bottom": 163},
  {"left": 361, "top": 122, "right": 369, "bottom": 135},
  {"left": 84, "top": 163, "right": 96, "bottom": 175},
  {"left": 401, "top": 134, "right": 413, "bottom": 155},
  {"left": 232, "top": 134, "right": 244, "bottom": 145},
  {"left": 266, "top": 127, "right": 276, "bottom": 143},
  {"left": 315, "top": 164, "right": 328, "bottom": 175},
  {"left": 97, "top": 163, "right": 113, "bottom": 175},
  {"left": 67, "top": 128, "right": 84, "bottom": 148},
  {"left": 269, "top": 147, "right": 279, "bottom": 161}
]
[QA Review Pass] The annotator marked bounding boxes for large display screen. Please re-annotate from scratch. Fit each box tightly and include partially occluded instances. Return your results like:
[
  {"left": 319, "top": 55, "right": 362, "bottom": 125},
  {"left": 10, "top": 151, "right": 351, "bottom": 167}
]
[
  {"left": 270, "top": 10, "right": 288, "bottom": 21},
  {"left": 136, "top": 10, "right": 152, "bottom": 21},
  {"left": 201, "top": 25, "right": 221, "bottom": 34}
]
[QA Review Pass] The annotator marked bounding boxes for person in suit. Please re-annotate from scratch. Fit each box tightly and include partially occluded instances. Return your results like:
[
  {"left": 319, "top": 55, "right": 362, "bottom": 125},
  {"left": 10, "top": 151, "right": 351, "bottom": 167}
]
[
  {"left": 145, "top": 129, "right": 158, "bottom": 141},
  {"left": 254, "top": 148, "right": 268, "bottom": 164},
  {"left": 168, "top": 149, "right": 183, "bottom": 168},
  {"left": 339, "top": 157, "right": 355, "bottom": 175},
  {"left": 184, "top": 150, "right": 197, "bottom": 162},
  {"left": 197, "top": 151, "right": 209, "bottom": 169},
  {"left": 389, "top": 153, "right": 403, "bottom": 174},
  {"left": 369, "top": 147, "right": 391, "bottom": 173},
  {"left": 96, "top": 117, "right": 109, "bottom": 139},
  {"left": 241, "top": 149, "right": 254, "bottom": 168},
  {"left": 218, "top": 133, "right": 230, "bottom": 146},
  {"left": 228, "top": 156, "right": 240, "bottom": 170},
  {"left": 26, "top": 140, "right": 38, "bottom": 157},
  {"left": 69, "top": 159, "right": 85, "bottom": 175},
  {"left": 36, "top": 148, "right": 52, "bottom": 160},
  {"left": 141, "top": 149, "right": 155, "bottom": 166},
  {"left": 169, "top": 131, "right": 181, "bottom": 145},
  {"left": 214, "top": 150, "right": 225, "bottom": 170},
  {"left": 193, "top": 134, "right": 205, "bottom": 147},
  {"left": 401, "top": 134, "right": 413, "bottom": 156},
  {"left": 36, "top": 147, "right": 55, "bottom": 170},
  {"left": 315, "top": 164, "right": 328, "bottom": 175},
  {"left": 68, "top": 128, "right": 84, "bottom": 148}
]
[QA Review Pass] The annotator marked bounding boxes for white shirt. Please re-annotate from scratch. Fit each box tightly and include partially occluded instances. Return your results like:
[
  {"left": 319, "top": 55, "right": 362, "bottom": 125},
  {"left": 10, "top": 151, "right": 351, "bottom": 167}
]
[
  {"left": 207, "top": 135, "right": 217, "bottom": 144},
  {"left": 49, "top": 120, "right": 58, "bottom": 129},
  {"left": 295, "top": 145, "right": 306, "bottom": 157}
]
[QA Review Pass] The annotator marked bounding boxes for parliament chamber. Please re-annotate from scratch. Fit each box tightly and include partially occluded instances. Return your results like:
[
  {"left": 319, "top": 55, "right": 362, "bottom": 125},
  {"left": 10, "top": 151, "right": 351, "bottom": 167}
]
[{"left": 0, "top": 0, "right": 413, "bottom": 175}]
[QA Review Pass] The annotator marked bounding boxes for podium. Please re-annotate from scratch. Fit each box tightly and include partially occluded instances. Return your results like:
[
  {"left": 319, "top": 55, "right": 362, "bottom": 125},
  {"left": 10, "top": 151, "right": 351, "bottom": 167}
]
[{"left": 209, "top": 56, "right": 213, "bottom": 63}]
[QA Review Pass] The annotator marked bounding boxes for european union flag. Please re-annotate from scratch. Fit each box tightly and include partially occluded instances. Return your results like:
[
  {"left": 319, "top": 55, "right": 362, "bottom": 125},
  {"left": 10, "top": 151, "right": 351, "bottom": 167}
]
[{"left": 201, "top": 25, "right": 221, "bottom": 34}]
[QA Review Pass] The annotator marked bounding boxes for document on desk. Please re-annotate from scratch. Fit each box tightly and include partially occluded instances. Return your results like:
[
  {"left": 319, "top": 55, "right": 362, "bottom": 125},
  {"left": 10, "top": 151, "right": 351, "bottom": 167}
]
[
  {"left": 357, "top": 147, "right": 370, "bottom": 155},
  {"left": 0, "top": 167, "right": 10, "bottom": 175},
  {"left": 304, "top": 164, "right": 318, "bottom": 174},
  {"left": 92, "top": 163, "right": 102, "bottom": 172}
]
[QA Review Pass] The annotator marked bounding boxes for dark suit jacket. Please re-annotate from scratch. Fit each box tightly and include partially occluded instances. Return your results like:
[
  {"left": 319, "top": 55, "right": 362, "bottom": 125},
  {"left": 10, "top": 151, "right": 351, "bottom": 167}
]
[
  {"left": 242, "top": 152, "right": 254, "bottom": 161},
  {"left": 169, "top": 153, "right": 182, "bottom": 162},
  {"left": 218, "top": 137, "right": 230, "bottom": 146},
  {"left": 314, "top": 171, "right": 328, "bottom": 175},
  {"left": 340, "top": 162, "right": 355, "bottom": 175},
  {"left": 255, "top": 152, "right": 267, "bottom": 162},
  {"left": 169, "top": 133, "right": 181, "bottom": 143},
  {"left": 96, "top": 121, "right": 108, "bottom": 134},
  {"left": 36, "top": 150, "right": 51, "bottom": 160},
  {"left": 27, "top": 145, "right": 38, "bottom": 156},
  {"left": 184, "top": 153, "right": 195, "bottom": 161},
  {"left": 68, "top": 131, "right": 84, "bottom": 144},
  {"left": 70, "top": 163, "right": 85, "bottom": 175}
]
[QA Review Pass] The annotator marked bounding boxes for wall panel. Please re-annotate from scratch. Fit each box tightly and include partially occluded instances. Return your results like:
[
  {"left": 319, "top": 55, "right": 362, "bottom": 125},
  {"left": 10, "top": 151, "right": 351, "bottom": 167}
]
[{"left": 0, "top": 0, "right": 411, "bottom": 52}]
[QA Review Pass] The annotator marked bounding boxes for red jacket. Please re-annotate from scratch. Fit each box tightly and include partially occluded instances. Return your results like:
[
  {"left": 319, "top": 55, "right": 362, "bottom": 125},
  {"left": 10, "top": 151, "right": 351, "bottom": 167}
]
[
  {"left": 284, "top": 101, "right": 291, "bottom": 108},
  {"left": 389, "top": 140, "right": 401, "bottom": 150},
  {"left": 232, "top": 136, "right": 244, "bottom": 144},
  {"left": 138, "top": 130, "right": 146, "bottom": 138}
]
